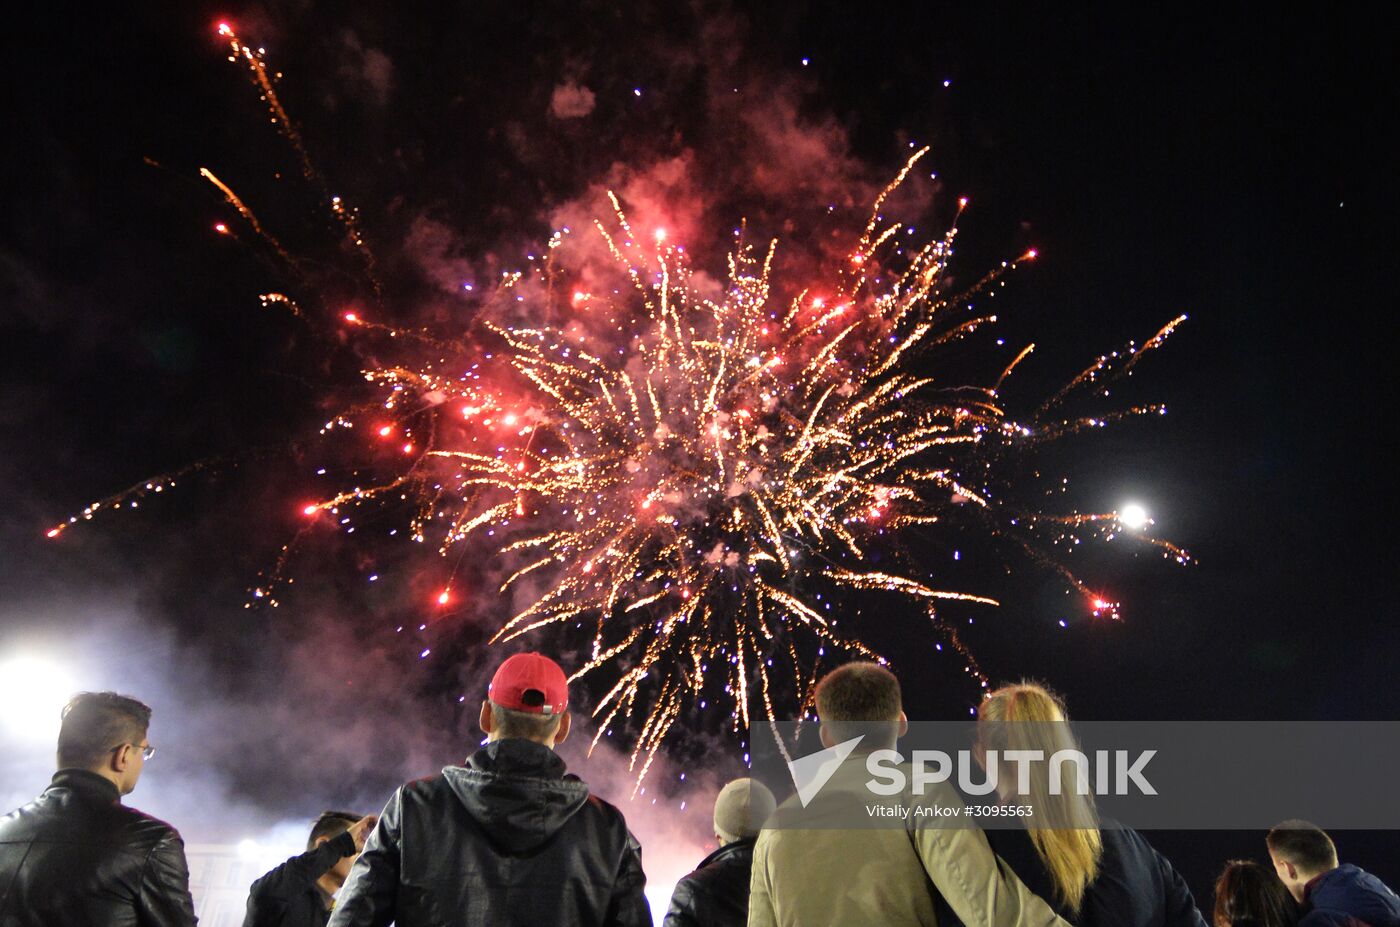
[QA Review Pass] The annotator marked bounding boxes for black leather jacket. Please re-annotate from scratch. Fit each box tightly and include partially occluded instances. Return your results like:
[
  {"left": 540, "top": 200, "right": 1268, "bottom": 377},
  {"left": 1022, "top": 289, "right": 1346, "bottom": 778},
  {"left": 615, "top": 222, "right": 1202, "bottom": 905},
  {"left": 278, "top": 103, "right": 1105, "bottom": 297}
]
[
  {"left": 327, "top": 738, "right": 651, "bottom": 927},
  {"left": 0, "top": 768, "right": 198, "bottom": 926},
  {"left": 662, "top": 839, "right": 755, "bottom": 927}
]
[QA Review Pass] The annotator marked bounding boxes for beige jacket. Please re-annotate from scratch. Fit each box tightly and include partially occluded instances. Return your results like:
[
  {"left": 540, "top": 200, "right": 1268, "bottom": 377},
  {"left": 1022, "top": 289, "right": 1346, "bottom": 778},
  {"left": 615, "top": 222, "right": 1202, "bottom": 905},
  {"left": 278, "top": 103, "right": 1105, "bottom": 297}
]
[{"left": 747, "top": 757, "right": 1071, "bottom": 927}]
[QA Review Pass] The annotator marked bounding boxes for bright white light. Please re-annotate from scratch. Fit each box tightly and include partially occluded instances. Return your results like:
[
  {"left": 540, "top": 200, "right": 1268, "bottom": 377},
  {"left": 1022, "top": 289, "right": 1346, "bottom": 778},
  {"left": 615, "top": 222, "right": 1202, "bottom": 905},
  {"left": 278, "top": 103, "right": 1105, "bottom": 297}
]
[
  {"left": 237, "top": 838, "right": 262, "bottom": 859},
  {"left": 0, "top": 654, "right": 76, "bottom": 743},
  {"left": 1117, "top": 503, "right": 1150, "bottom": 531},
  {"left": 645, "top": 885, "right": 676, "bottom": 925}
]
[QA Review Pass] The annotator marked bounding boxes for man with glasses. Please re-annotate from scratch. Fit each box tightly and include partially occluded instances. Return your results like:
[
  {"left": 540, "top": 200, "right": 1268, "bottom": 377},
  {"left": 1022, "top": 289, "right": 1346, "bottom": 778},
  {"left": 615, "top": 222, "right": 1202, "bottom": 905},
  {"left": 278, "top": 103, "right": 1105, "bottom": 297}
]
[{"left": 0, "top": 691, "right": 196, "bottom": 926}]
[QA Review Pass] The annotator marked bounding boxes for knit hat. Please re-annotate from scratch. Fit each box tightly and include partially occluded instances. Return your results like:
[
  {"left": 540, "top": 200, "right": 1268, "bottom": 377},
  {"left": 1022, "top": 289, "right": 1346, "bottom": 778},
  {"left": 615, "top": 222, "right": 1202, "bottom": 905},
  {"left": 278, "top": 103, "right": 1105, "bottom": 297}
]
[{"left": 713, "top": 778, "right": 777, "bottom": 843}]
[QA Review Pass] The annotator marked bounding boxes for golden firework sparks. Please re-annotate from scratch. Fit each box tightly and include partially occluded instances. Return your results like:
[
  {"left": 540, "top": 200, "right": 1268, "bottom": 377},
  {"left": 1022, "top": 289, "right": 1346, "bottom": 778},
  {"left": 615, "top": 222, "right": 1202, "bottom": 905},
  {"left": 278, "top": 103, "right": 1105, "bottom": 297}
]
[{"left": 50, "top": 26, "right": 1192, "bottom": 785}]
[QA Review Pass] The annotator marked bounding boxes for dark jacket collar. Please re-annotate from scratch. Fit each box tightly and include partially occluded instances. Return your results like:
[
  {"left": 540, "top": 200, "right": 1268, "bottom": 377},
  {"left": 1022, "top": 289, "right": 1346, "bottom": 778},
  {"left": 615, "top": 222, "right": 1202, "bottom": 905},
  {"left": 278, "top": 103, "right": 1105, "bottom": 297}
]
[
  {"left": 49, "top": 768, "right": 122, "bottom": 804},
  {"left": 466, "top": 737, "right": 570, "bottom": 779},
  {"left": 695, "top": 837, "right": 756, "bottom": 871}
]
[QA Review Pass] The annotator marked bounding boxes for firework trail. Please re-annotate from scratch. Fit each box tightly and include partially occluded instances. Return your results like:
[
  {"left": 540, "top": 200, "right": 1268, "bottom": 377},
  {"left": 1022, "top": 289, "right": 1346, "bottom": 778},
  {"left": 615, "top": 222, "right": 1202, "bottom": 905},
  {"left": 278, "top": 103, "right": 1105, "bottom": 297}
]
[
  {"left": 50, "top": 24, "right": 1190, "bottom": 782},
  {"left": 214, "top": 23, "right": 380, "bottom": 293}
]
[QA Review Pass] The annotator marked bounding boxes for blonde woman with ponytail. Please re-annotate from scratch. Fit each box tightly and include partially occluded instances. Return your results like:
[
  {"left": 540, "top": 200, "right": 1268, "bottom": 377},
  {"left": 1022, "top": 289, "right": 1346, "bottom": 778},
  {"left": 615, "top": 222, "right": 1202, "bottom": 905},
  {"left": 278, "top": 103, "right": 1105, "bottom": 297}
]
[{"left": 976, "top": 682, "right": 1208, "bottom": 927}]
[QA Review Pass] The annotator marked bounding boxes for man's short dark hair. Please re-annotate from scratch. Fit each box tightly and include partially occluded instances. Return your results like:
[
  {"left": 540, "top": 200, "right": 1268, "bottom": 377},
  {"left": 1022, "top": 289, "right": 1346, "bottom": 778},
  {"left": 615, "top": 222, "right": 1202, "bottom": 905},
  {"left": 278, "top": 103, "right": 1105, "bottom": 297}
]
[
  {"left": 1267, "top": 819, "right": 1338, "bottom": 874},
  {"left": 57, "top": 692, "right": 152, "bottom": 770},
  {"left": 308, "top": 811, "right": 362, "bottom": 850},
  {"left": 489, "top": 700, "right": 563, "bottom": 742},
  {"left": 814, "top": 662, "right": 902, "bottom": 747}
]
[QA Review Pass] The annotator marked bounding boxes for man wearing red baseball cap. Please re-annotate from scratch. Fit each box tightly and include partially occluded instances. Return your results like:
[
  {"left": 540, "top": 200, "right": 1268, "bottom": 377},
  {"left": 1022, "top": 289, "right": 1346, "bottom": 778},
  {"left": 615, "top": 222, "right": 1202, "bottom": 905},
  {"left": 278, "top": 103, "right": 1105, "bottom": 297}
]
[{"left": 328, "top": 652, "right": 651, "bottom": 927}]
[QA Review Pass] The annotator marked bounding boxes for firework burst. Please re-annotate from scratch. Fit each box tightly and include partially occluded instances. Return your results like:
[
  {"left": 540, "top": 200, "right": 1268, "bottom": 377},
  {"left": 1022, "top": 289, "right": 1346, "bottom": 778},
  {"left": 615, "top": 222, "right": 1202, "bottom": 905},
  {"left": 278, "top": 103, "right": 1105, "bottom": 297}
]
[
  {"left": 271, "top": 151, "right": 1187, "bottom": 779},
  {"left": 49, "top": 24, "right": 1190, "bottom": 782}
]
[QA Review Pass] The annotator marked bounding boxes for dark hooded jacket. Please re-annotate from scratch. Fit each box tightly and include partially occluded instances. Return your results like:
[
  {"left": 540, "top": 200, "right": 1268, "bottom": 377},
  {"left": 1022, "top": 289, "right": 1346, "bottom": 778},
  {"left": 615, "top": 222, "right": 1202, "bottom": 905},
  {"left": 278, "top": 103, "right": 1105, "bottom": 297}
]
[
  {"left": 1300, "top": 864, "right": 1400, "bottom": 927},
  {"left": 326, "top": 738, "right": 650, "bottom": 927},
  {"left": 0, "top": 768, "right": 197, "bottom": 927},
  {"left": 662, "top": 838, "right": 754, "bottom": 927}
]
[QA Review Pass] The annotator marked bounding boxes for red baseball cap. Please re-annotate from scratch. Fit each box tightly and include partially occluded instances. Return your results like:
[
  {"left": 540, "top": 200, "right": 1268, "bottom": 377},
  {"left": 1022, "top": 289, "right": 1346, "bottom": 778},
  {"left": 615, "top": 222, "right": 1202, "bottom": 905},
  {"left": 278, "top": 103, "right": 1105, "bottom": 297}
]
[{"left": 487, "top": 652, "right": 569, "bottom": 715}]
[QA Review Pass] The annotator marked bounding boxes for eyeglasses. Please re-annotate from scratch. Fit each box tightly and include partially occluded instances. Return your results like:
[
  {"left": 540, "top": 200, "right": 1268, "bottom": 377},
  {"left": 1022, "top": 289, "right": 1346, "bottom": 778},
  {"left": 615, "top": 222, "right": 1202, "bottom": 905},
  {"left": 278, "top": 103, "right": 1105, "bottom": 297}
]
[{"left": 114, "top": 743, "right": 157, "bottom": 760}]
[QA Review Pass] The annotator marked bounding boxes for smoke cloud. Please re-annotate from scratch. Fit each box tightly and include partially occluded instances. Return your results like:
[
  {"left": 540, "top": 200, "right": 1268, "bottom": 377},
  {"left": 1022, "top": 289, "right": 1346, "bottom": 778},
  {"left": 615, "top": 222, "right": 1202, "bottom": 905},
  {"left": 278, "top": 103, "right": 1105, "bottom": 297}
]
[{"left": 550, "top": 81, "right": 598, "bottom": 120}]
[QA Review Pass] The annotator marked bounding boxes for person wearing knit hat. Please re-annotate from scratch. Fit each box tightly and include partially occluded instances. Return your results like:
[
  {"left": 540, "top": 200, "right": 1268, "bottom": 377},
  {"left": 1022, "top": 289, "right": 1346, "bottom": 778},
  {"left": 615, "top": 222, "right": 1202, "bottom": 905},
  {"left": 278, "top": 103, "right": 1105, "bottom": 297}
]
[
  {"left": 663, "top": 778, "right": 776, "bottom": 927},
  {"left": 712, "top": 779, "right": 776, "bottom": 846},
  {"left": 329, "top": 652, "right": 650, "bottom": 927}
]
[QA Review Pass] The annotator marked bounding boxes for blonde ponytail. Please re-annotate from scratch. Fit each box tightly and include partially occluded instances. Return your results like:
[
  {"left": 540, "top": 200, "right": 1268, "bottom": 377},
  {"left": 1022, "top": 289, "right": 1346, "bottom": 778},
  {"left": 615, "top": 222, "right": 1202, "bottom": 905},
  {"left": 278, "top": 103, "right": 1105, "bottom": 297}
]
[{"left": 978, "top": 682, "right": 1102, "bottom": 913}]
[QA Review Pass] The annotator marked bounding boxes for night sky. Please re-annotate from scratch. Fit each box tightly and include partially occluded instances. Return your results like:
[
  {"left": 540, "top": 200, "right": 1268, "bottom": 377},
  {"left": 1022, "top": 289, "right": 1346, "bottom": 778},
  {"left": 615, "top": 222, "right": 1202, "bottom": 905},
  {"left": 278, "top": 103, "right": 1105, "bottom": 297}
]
[{"left": 3, "top": 0, "right": 1397, "bottom": 906}]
